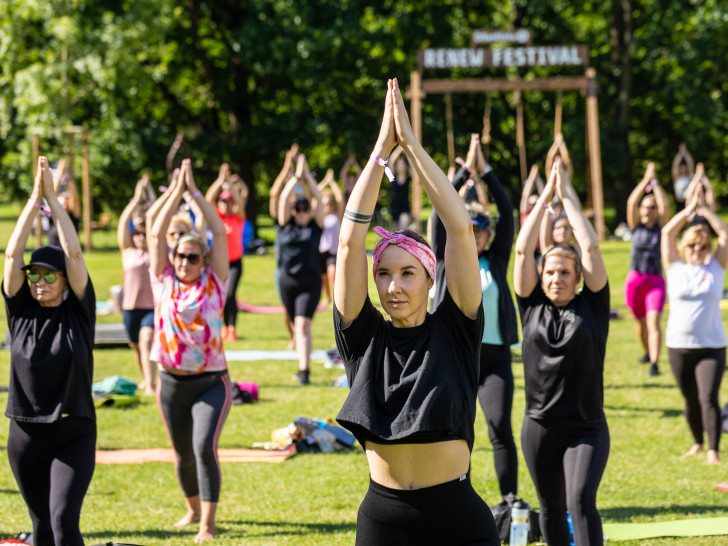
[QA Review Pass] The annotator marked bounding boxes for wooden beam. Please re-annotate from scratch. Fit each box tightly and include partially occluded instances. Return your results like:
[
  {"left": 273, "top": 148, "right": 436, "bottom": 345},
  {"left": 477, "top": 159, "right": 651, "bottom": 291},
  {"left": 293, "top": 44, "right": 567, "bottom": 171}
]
[
  {"left": 410, "top": 71, "right": 423, "bottom": 233},
  {"left": 420, "top": 76, "right": 589, "bottom": 94},
  {"left": 81, "top": 132, "right": 92, "bottom": 252},
  {"left": 585, "top": 68, "right": 605, "bottom": 241}
]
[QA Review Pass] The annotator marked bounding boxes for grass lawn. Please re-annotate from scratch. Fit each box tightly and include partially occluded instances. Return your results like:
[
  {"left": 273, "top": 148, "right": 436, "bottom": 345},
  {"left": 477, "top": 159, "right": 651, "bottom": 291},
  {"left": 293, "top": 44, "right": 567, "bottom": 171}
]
[{"left": 0, "top": 207, "right": 727, "bottom": 545}]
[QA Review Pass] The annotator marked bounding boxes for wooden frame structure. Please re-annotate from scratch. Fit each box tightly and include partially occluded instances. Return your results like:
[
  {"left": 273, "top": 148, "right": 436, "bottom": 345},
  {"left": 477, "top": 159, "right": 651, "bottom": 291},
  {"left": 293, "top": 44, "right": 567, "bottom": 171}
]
[
  {"left": 408, "top": 67, "right": 605, "bottom": 240},
  {"left": 32, "top": 126, "right": 93, "bottom": 251}
]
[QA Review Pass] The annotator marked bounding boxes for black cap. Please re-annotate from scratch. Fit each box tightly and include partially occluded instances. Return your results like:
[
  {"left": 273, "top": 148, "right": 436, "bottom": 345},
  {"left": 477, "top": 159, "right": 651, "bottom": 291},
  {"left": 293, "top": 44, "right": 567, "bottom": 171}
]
[
  {"left": 22, "top": 246, "right": 66, "bottom": 273},
  {"left": 294, "top": 197, "right": 310, "bottom": 209}
]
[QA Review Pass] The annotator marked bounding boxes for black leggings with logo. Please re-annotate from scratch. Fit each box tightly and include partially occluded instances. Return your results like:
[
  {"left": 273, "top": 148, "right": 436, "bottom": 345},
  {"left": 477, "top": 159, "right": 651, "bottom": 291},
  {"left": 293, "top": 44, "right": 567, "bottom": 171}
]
[{"left": 7, "top": 417, "right": 96, "bottom": 546}]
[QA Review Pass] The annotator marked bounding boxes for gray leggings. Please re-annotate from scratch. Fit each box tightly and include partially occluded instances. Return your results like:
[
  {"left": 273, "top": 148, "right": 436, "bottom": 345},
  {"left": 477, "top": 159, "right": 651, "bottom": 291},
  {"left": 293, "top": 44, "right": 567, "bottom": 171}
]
[{"left": 157, "top": 370, "right": 232, "bottom": 502}]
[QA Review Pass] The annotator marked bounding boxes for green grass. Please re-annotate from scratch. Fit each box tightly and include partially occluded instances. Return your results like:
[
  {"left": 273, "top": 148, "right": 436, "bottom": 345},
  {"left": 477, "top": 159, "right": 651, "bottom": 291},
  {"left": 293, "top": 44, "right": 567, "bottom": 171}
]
[{"left": 0, "top": 208, "right": 728, "bottom": 545}]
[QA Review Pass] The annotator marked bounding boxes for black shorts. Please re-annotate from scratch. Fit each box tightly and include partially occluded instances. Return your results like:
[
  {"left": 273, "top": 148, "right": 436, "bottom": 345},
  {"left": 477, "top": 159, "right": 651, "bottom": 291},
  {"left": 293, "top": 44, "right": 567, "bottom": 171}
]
[
  {"left": 122, "top": 308, "right": 154, "bottom": 343},
  {"left": 355, "top": 474, "right": 500, "bottom": 545},
  {"left": 278, "top": 269, "right": 322, "bottom": 319},
  {"left": 318, "top": 251, "right": 337, "bottom": 272}
]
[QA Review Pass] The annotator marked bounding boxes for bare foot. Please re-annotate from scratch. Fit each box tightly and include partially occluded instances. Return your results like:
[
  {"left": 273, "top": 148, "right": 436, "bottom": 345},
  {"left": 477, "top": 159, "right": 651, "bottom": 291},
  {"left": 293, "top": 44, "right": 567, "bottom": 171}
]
[
  {"left": 683, "top": 444, "right": 703, "bottom": 458},
  {"left": 144, "top": 388, "right": 156, "bottom": 396},
  {"left": 286, "top": 339, "right": 296, "bottom": 350},
  {"left": 174, "top": 510, "right": 200, "bottom": 528},
  {"left": 708, "top": 450, "right": 720, "bottom": 464},
  {"left": 194, "top": 527, "right": 215, "bottom": 543}
]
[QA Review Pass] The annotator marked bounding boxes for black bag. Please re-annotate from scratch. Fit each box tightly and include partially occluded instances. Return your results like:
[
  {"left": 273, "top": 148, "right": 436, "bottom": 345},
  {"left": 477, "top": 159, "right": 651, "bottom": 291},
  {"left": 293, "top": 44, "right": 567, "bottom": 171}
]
[{"left": 490, "top": 493, "right": 542, "bottom": 543}]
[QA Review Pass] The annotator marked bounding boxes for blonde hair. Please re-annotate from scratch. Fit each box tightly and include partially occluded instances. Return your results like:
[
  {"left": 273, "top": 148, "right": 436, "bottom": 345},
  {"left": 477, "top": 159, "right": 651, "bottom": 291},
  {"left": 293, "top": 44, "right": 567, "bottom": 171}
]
[
  {"left": 538, "top": 245, "right": 582, "bottom": 276},
  {"left": 681, "top": 224, "right": 712, "bottom": 253},
  {"left": 168, "top": 213, "right": 192, "bottom": 234},
  {"left": 173, "top": 232, "right": 209, "bottom": 260}
]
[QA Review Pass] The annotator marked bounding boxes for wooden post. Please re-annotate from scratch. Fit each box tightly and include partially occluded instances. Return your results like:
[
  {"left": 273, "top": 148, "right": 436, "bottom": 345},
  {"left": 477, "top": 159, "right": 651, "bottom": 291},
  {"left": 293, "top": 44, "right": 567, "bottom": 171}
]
[
  {"left": 585, "top": 68, "right": 605, "bottom": 241},
  {"left": 554, "top": 91, "right": 563, "bottom": 137},
  {"left": 445, "top": 93, "right": 455, "bottom": 171},
  {"left": 81, "top": 131, "right": 92, "bottom": 251},
  {"left": 410, "top": 70, "right": 422, "bottom": 233},
  {"left": 515, "top": 90, "right": 527, "bottom": 183},
  {"left": 481, "top": 93, "right": 492, "bottom": 162}
]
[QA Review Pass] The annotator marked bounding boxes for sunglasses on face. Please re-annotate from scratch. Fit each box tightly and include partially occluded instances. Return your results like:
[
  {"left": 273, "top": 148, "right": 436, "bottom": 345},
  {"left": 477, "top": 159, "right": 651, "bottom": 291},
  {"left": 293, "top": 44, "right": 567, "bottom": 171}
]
[
  {"left": 174, "top": 252, "right": 202, "bottom": 265},
  {"left": 133, "top": 231, "right": 146, "bottom": 237},
  {"left": 27, "top": 271, "right": 61, "bottom": 284},
  {"left": 685, "top": 242, "right": 708, "bottom": 252},
  {"left": 293, "top": 206, "right": 310, "bottom": 213}
]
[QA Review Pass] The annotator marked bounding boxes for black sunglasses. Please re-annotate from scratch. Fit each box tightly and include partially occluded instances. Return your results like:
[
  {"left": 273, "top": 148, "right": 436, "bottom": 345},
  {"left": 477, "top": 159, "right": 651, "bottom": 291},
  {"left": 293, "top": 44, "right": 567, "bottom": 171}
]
[
  {"left": 27, "top": 271, "right": 61, "bottom": 284},
  {"left": 174, "top": 252, "right": 202, "bottom": 265},
  {"left": 133, "top": 231, "right": 146, "bottom": 237}
]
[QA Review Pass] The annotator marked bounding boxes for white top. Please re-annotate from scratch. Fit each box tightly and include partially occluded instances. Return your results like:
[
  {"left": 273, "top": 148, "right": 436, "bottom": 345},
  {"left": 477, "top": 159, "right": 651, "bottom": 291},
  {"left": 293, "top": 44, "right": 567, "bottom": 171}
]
[
  {"left": 665, "top": 257, "right": 727, "bottom": 348},
  {"left": 319, "top": 213, "right": 340, "bottom": 254}
]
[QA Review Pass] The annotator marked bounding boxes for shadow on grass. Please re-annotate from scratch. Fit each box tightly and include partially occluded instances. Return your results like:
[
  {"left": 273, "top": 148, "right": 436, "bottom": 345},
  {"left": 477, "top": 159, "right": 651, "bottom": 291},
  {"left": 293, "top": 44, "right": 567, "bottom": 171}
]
[
  {"left": 602, "top": 504, "right": 728, "bottom": 521},
  {"left": 220, "top": 519, "right": 356, "bottom": 538},
  {"left": 83, "top": 528, "right": 181, "bottom": 543},
  {"left": 604, "top": 405, "right": 684, "bottom": 418},
  {"left": 604, "top": 383, "right": 677, "bottom": 390}
]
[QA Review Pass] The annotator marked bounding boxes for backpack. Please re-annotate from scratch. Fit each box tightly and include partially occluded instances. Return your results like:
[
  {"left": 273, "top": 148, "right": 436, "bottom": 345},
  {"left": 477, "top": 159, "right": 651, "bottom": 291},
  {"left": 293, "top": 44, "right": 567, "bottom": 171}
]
[{"left": 490, "top": 493, "right": 542, "bottom": 543}]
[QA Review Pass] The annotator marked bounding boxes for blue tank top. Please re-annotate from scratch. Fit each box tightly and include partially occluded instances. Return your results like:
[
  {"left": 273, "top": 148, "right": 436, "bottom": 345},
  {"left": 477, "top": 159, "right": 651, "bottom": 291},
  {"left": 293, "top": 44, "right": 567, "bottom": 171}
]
[{"left": 630, "top": 223, "right": 662, "bottom": 275}]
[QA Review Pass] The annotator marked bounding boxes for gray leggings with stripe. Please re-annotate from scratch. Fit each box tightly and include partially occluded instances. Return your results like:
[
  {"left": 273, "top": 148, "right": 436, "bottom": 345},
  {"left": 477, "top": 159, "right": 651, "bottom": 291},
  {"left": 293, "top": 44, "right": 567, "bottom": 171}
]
[{"left": 157, "top": 370, "right": 232, "bottom": 502}]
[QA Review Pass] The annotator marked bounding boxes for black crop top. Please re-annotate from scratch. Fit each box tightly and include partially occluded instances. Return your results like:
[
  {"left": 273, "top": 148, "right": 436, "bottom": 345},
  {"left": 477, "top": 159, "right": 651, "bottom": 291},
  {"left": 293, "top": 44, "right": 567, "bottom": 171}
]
[{"left": 334, "top": 289, "right": 484, "bottom": 451}]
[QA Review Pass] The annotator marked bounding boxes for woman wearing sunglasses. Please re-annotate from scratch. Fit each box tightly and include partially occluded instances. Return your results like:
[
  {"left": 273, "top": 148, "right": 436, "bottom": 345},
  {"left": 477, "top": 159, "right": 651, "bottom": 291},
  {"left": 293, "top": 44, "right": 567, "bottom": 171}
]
[
  {"left": 430, "top": 133, "right": 520, "bottom": 507},
  {"left": 3, "top": 156, "right": 96, "bottom": 546},
  {"left": 276, "top": 153, "right": 325, "bottom": 385},
  {"left": 149, "top": 158, "right": 231, "bottom": 543},
  {"left": 662, "top": 163, "right": 728, "bottom": 465},
  {"left": 118, "top": 174, "right": 157, "bottom": 395},
  {"left": 334, "top": 79, "right": 499, "bottom": 544}
]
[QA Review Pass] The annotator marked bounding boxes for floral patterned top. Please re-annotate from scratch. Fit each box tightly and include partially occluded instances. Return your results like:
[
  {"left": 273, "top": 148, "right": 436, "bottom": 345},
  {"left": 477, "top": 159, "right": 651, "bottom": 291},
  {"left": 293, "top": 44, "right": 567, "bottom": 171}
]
[{"left": 150, "top": 264, "right": 228, "bottom": 372}]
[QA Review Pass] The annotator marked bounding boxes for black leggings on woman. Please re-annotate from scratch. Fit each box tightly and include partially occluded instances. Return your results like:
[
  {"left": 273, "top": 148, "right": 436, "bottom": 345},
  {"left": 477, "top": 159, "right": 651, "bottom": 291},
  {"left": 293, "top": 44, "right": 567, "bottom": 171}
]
[
  {"left": 521, "top": 416, "right": 609, "bottom": 546},
  {"left": 224, "top": 258, "right": 243, "bottom": 327},
  {"left": 158, "top": 370, "right": 232, "bottom": 502},
  {"left": 356, "top": 474, "right": 500, "bottom": 545},
  {"left": 668, "top": 347, "right": 726, "bottom": 451},
  {"left": 477, "top": 343, "right": 517, "bottom": 497},
  {"left": 7, "top": 417, "right": 96, "bottom": 546}
]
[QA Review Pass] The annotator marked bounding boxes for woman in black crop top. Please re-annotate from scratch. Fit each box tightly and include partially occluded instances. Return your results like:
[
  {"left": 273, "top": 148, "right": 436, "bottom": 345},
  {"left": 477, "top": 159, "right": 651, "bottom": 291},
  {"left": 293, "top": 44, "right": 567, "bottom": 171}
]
[
  {"left": 3, "top": 156, "right": 96, "bottom": 546},
  {"left": 334, "top": 78, "right": 499, "bottom": 545},
  {"left": 514, "top": 159, "right": 610, "bottom": 546},
  {"left": 625, "top": 162, "right": 669, "bottom": 376}
]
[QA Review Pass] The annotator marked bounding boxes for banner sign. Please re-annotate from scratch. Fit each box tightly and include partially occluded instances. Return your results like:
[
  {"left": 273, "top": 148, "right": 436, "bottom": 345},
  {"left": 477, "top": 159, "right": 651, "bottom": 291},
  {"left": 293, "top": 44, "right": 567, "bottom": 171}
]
[
  {"left": 471, "top": 29, "right": 531, "bottom": 45},
  {"left": 419, "top": 45, "right": 589, "bottom": 71}
]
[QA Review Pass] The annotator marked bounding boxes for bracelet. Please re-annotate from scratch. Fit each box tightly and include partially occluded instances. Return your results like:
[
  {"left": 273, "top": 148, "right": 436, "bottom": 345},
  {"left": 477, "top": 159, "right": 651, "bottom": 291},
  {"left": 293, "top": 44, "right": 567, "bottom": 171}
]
[
  {"left": 684, "top": 207, "right": 694, "bottom": 217},
  {"left": 344, "top": 209, "right": 373, "bottom": 224},
  {"left": 191, "top": 189, "right": 202, "bottom": 199},
  {"left": 370, "top": 153, "right": 395, "bottom": 182},
  {"left": 482, "top": 164, "right": 493, "bottom": 176},
  {"left": 29, "top": 200, "right": 51, "bottom": 218},
  {"left": 455, "top": 157, "right": 473, "bottom": 174},
  {"left": 541, "top": 200, "right": 555, "bottom": 215}
]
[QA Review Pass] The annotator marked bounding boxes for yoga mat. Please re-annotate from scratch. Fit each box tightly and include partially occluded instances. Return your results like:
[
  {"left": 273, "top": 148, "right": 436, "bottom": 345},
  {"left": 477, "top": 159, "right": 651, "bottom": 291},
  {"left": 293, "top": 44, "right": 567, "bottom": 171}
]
[
  {"left": 603, "top": 516, "right": 728, "bottom": 540},
  {"left": 225, "top": 349, "right": 327, "bottom": 362},
  {"left": 96, "top": 444, "right": 297, "bottom": 465},
  {"left": 238, "top": 301, "right": 328, "bottom": 314}
]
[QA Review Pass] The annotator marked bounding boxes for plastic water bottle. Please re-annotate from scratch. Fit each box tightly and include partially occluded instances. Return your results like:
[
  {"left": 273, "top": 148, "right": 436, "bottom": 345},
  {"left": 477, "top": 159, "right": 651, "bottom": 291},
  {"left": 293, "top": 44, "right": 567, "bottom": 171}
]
[
  {"left": 510, "top": 500, "right": 529, "bottom": 546},
  {"left": 566, "top": 511, "right": 575, "bottom": 546}
]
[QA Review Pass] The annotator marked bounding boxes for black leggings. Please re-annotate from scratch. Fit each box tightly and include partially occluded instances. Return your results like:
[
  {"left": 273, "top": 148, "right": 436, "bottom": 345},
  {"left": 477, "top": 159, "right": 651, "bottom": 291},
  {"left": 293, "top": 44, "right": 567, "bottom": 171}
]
[
  {"left": 158, "top": 370, "right": 232, "bottom": 502},
  {"left": 668, "top": 346, "right": 726, "bottom": 451},
  {"left": 477, "top": 343, "right": 517, "bottom": 497},
  {"left": 521, "top": 416, "right": 609, "bottom": 546},
  {"left": 7, "top": 417, "right": 96, "bottom": 546},
  {"left": 356, "top": 474, "right": 500, "bottom": 545},
  {"left": 224, "top": 258, "right": 243, "bottom": 327}
]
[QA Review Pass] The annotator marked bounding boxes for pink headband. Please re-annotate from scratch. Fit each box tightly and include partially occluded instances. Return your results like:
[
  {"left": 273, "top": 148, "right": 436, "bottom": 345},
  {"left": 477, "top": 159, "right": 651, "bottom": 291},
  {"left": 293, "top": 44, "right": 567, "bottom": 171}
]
[{"left": 371, "top": 226, "right": 436, "bottom": 280}]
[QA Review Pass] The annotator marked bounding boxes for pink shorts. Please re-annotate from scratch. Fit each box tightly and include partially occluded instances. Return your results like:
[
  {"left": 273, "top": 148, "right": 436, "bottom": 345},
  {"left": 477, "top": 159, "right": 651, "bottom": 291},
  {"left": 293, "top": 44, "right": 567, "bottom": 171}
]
[{"left": 624, "top": 270, "right": 666, "bottom": 319}]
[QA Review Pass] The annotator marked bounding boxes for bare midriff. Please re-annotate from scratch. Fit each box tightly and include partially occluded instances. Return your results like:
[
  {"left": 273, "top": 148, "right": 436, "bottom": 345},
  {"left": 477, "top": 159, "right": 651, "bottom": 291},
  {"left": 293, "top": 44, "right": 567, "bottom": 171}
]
[
  {"left": 158, "top": 363, "right": 203, "bottom": 376},
  {"left": 365, "top": 439, "right": 470, "bottom": 490}
]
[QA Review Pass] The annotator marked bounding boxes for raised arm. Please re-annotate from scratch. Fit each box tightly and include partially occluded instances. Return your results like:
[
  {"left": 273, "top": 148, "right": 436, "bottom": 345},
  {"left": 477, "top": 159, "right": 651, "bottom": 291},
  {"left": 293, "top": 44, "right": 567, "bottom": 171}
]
[
  {"left": 118, "top": 175, "right": 148, "bottom": 251},
  {"left": 53, "top": 158, "right": 66, "bottom": 194},
  {"left": 320, "top": 168, "right": 345, "bottom": 220},
  {"left": 301, "top": 159, "right": 325, "bottom": 229},
  {"left": 339, "top": 153, "right": 362, "bottom": 187},
  {"left": 43, "top": 158, "right": 88, "bottom": 297},
  {"left": 520, "top": 165, "right": 542, "bottom": 215},
  {"left": 4, "top": 158, "right": 44, "bottom": 297},
  {"left": 334, "top": 81, "right": 397, "bottom": 325},
  {"left": 557, "top": 162, "right": 606, "bottom": 292},
  {"left": 671, "top": 144, "right": 685, "bottom": 181},
  {"left": 146, "top": 169, "right": 178, "bottom": 229},
  {"left": 651, "top": 178, "right": 670, "bottom": 226},
  {"left": 391, "top": 79, "right": 480, "bottom": 317},
  {"left": 661, "top": 192, "right": 698, "bottom": 270},
  {"left": 557, "top": 135, "right": 574, "bottom": 179},
  {"left": 184, "top": 161, "right": 228, "bottom": 280},
  {"left": 700, "top": 167, "right": 717, "bottom": 212},
  {"left": 269, "top": 144, "right": 298, "bottom": 220},
  {"left": 231, "top": 175, "right": 249, "bottom": 213},
  {"left": 150, "top": 165, "right": 186, "bottom": 277},
  {"left": 514, "top": 167, "right": 556, "bottom": 297},
  {"left": 626, "top": 163, "right": 656, "bottom": 230},
  {"left": 204, "top": 163, "right": 230, "bottom": 205}
]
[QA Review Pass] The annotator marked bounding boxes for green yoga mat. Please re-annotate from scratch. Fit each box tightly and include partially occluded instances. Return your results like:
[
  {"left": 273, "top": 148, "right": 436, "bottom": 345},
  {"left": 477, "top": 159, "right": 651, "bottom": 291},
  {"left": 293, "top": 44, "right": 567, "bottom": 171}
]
[{"left": 603, "top": 517, "right": 728, "bottom": 540}]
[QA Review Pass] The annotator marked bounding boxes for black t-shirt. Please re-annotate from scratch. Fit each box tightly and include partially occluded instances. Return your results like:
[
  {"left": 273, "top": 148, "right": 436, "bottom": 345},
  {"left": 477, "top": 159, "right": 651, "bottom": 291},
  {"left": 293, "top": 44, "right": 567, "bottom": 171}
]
[
  {"left": 334, "top": 289, "right": 484, "bottom": 451},
  {"left": 3, "top": 277, "right": 96, "bottom": 422},
  {"left": 47, "top": 215, "right": 80, "bottom": 248},
  {"left": 389, "top": 176, "right": 411, "bottom": 218},
  {"left": 277, "top": 219, "right": 322, "bottom": 277},
  {"left": 517, "top": 282, "right": 609, "bottom": 423}
]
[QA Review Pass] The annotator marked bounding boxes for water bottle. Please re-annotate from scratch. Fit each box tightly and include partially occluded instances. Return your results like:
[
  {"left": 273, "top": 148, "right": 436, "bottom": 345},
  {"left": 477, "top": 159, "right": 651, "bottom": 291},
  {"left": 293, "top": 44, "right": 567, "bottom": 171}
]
[
  {"left": 566, "top": 511, "right": 575, "bottom": 546},
  {"left": 510, "top": 500, "right": 529, "bottom": 546}
]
